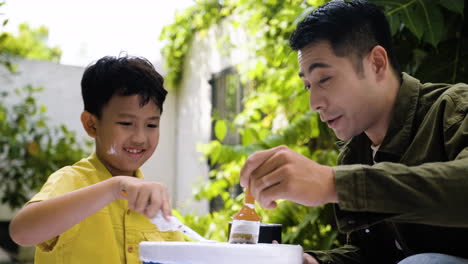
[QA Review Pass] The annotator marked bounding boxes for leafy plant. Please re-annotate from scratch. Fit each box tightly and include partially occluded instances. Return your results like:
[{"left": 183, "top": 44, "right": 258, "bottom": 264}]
[
  {"left": 0, "top": 23, "right": 62, "bottom": 65},
  {"left": 161, "top": 0, "right": 466, "bottom": 250},
  {"left": 0, "top": 86, "right": 91, "bottom": 208},
  {"left": 0, "top": 6, "right": 88, "bottom": 208}
]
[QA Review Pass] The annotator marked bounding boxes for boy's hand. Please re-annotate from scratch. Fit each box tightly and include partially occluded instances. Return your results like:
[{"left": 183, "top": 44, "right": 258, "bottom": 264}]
[{"left": 113, "top": 176, "right": 171, "bottom": 219}]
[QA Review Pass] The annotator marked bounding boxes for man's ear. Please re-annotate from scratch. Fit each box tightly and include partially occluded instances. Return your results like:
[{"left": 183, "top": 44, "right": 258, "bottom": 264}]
[
  {"left": 369, "top": 45, "right": 388, "bottom": 82},
  {"left": 81, "top": 111, "right": 97, "bottom": 138}
]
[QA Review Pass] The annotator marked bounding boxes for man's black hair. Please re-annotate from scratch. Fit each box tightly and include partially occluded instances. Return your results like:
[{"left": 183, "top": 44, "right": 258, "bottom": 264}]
[
  {"left": 81, "top": 55, "right": 168, "bottom": 118},
  {"left": 290, "top": 0, "right": 401, "bottom": 75}
]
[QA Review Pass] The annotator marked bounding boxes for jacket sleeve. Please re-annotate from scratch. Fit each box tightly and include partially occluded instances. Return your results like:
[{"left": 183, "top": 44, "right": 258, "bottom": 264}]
[
  {"left": 306, "top": 244, "right": 362, "bottom": 264},
  {"left": 333, "top": 110, "right": 468, "bottom": 230}
]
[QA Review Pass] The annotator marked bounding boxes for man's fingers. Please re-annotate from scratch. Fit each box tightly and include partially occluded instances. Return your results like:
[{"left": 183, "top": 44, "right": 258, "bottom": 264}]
[
  {"left": 257, "top": 180, "right": 286, "bottom": 209},
  {"left": 240, "top": 146, "right": 288, "bottom": 187},
  {"left": 303, "top": 253, "right": 319, "bottom": 264},
  {"left": 250, "top": 166, "right": 285, "bottom": 200},
  {"left": 250, "top": 148, "right": 288, "bottom": 185}
]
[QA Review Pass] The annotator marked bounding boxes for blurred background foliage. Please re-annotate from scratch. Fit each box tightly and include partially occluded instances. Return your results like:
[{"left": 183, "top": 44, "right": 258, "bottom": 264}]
[
  {"left": 161, "top": 0, "right": 466, "bottom": 250},
  {"left": 0, "top": 4, "right": 89, "bottom": 209}
]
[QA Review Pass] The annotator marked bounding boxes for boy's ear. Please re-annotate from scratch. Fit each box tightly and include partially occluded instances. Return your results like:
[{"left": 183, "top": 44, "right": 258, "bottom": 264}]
[{"left": 81, "top": 111, "right": 97, "bottom": 138}]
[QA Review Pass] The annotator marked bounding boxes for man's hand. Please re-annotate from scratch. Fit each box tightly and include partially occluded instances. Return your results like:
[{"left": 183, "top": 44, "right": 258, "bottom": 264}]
[
  {"left": 303, "top": 253, "right": 320, "bottom": 264},
  {"left": 114, "top": 176, "right": 171, "bottom": 219},
  {"left": 240, "top": 145, "right": 338, "bottom": 209}
]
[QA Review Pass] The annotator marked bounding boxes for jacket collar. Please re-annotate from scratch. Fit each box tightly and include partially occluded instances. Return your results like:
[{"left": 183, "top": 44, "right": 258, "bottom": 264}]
[{"left": 339, "top": 73, "right": 421, "bottom": 163}]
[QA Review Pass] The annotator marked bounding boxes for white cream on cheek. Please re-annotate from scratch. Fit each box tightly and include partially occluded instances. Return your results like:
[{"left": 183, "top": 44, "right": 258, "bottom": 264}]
[{"left": 107, "top": 144, "right": 118, "bottom": 155}]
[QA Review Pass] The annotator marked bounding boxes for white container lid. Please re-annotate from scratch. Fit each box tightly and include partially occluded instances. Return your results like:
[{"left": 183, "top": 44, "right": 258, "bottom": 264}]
[{"left": 139, "top": 241, "right": 303, "bottom": 264}]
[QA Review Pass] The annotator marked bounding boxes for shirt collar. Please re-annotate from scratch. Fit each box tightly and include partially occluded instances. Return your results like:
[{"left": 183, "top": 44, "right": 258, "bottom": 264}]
[{"left": 88, "top": 152, "right": 144, "bottom": 180}]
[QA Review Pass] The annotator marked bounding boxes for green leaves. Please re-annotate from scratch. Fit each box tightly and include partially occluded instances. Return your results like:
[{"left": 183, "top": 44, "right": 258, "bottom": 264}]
[
  {"left": 416, "top": 36, "right": 468, "bottom": 83},
  {"left": 0, "top": 23, "right": 62, "bottom": 68},
  {"left": 214, "top": 120, "right": 227, "bottom": 141},
  {"left": 373, "top": 0, "right": 445, "bottom": 47},
  {"left": 0, "top": 86, "right": 91, "bottom": 208},
  {"left": 439, "top": 0, "right": 465, "bottom": 15},
  {"left": 371, "top": 0, "right": 466, "bottom": 83}
]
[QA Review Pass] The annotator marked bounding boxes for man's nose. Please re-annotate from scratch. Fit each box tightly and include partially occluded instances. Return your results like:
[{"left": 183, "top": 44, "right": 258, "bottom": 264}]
[{"left": 309, "top": 88, "right": 326, "bottom": 111}]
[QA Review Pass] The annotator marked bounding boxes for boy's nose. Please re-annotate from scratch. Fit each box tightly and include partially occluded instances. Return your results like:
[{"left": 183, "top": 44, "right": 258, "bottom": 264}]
[{"left": 131, "top": 127, "right": 146, "bottom": 144}]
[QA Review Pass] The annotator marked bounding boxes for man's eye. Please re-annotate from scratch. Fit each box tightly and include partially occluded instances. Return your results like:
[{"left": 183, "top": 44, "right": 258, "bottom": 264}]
[
  {"left": 117, "top": 122, "right": 132, "bottom": 126},
  {"left": 319, "top": 77, "right": 332, "bottom": 84},
  {"left": 147, "top": 124, "right": 158, "bottom": 128}
]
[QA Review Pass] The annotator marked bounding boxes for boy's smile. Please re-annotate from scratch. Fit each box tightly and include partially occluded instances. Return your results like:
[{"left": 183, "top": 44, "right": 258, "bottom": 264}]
[{"left": 83, "top": 94, "right": 161, "bottom": 176}]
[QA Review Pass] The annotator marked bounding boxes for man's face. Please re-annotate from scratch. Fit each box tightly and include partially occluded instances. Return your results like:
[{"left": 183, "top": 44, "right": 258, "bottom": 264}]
[
  {"left": 298, "top": 41, "right": 384, "bottom": 141},
  {"left": 93, "top": 95, "right": 160, "bottom": 176}
]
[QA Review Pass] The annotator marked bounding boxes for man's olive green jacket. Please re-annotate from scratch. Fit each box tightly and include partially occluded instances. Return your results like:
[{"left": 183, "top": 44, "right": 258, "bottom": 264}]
[{"left": 310, "top": 73, "right": 468, "bottom": 264}]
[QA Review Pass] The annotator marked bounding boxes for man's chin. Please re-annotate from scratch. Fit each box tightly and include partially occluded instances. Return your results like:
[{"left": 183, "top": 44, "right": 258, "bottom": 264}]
[{"left": 334, "top": 131, "right": 354, "bottom": 141}]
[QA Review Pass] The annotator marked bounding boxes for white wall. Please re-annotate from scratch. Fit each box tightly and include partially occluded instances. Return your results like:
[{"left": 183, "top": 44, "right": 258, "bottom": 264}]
[
  {"left": 174, "top": 18, "right": 248, "bottom": 214},
  {"left": 0, "top": 58, "right": 178, "bottom": 219}
]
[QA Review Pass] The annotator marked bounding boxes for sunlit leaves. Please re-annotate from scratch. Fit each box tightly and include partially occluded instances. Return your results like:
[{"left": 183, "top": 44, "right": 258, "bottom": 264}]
[
  {"left": 214, "top": 120, "right": 227, "bottom": 141},
  {"left": 0, "top": 23, "right": 62, "bottom": 62},
  {"left": 160, "top": 2, "right": 234, "bottom": 88}
]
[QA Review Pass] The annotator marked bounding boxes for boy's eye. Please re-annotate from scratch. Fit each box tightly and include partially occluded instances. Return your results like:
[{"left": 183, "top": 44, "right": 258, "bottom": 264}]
[
  {"left": 147, "top": 124, "right": 158, "bottom": 128},
  {"left": 117, "top": 122, "right": 132, "bottom": 126}
]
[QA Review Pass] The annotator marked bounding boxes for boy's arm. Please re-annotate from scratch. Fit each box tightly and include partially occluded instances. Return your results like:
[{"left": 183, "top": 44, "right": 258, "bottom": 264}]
[{"left": 9, "top": 176, "right": 170, "bottom": 246}]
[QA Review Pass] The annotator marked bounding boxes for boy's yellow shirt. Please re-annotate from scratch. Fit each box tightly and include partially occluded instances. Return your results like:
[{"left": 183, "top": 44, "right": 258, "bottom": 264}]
[{"left": 27, "top": 152, "right": 183, "bottom": 264}]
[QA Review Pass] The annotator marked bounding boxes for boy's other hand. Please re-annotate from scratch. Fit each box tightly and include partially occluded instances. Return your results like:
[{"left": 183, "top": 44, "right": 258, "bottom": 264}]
[{"left": 113, "top": 176, "right": 171, "bottom": 219}]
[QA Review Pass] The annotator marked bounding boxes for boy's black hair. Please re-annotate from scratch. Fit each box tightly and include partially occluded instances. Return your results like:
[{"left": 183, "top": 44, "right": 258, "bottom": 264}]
[
  {"left": 289, "top": 0, "right": 401, "bottom": 76},
  {"left": 81, "top": 55, "right": 168, "bottom": 118}
]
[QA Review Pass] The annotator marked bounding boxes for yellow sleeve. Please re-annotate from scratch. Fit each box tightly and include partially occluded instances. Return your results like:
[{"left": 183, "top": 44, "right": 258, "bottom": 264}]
[
  {"left": 27, "top": 166, "right": 87, "bottom": 252},
  {"left": 27, "top": 166, "right": 87, "bottom": 204}
]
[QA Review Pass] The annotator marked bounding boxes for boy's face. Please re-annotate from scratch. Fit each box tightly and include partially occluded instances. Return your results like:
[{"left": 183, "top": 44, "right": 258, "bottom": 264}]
[
  {"left": 83, "top": 95, "right": 161, "bottom": 176},
  {"left": 298, "top": 41, "right": 387, "bottom": 141}
]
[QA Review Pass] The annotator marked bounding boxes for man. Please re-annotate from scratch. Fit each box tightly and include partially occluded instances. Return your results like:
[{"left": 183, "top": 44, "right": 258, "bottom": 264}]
[{"left": 240, "top": 1, "right": 468, "bottom": 263}]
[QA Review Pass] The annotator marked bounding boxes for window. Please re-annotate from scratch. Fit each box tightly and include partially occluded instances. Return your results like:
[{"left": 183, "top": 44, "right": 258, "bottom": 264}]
[
  {"left": 209, "top": 67, "right": 243, "bottom": 144},
  {"left": 208, "top": 67, "right": 244, "bottom": 211}
]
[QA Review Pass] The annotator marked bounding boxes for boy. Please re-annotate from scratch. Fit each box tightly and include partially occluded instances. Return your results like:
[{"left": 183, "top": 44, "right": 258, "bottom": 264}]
[{"left": 9, "top": 55, "right": 183, "bottom": 263}]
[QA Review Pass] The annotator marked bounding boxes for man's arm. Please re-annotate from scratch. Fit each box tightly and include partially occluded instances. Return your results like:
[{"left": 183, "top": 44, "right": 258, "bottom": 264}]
[
  {"left": 334, "top": 148, "right": 468, "bottom": 227},
  {"left": 240, "top": 144, "right": 468, "bottom": 227}
]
